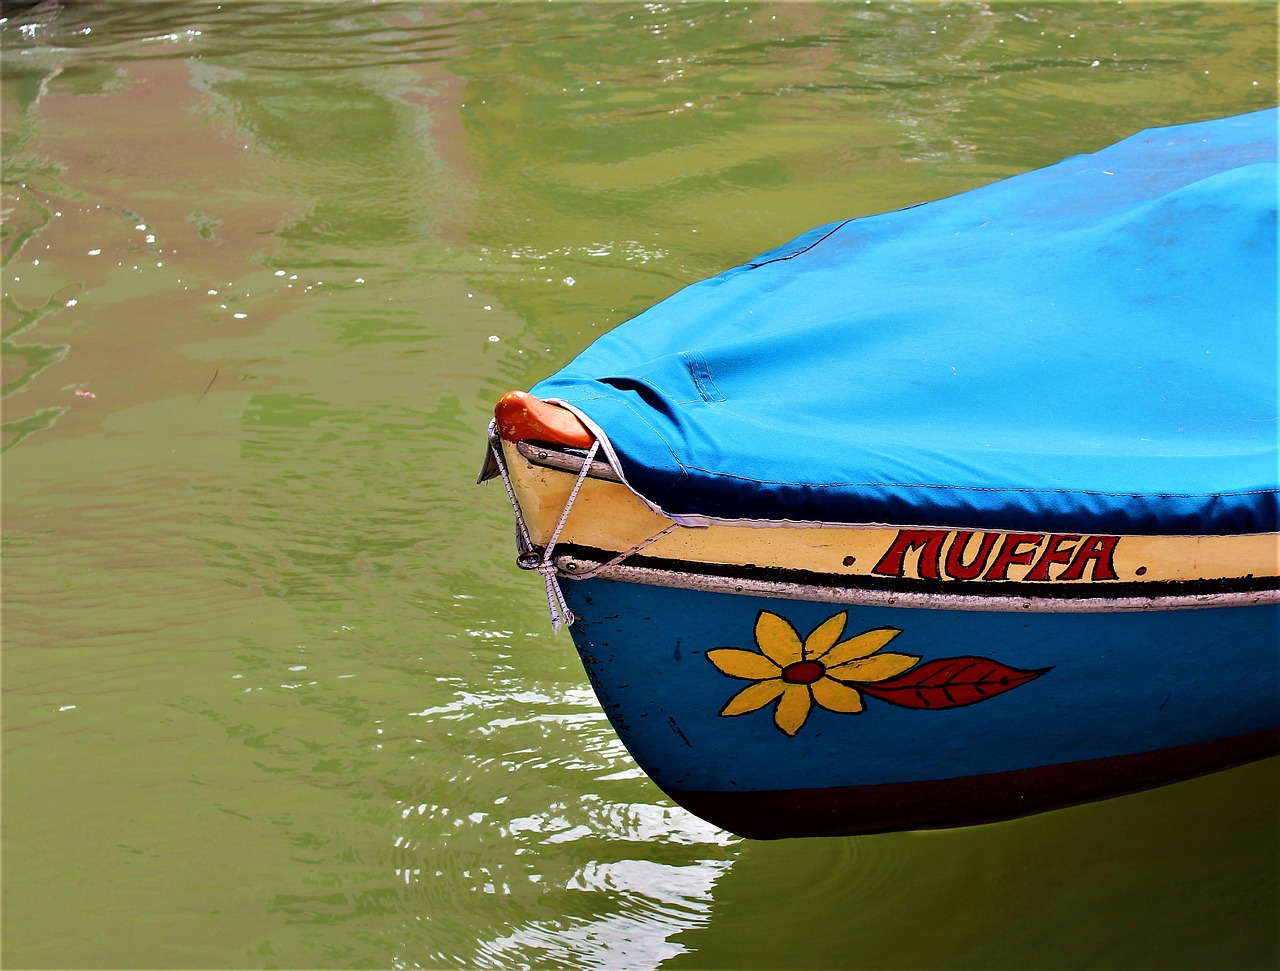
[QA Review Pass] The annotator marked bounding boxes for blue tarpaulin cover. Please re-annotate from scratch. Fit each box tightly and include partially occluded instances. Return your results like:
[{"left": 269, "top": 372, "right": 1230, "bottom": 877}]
[{"left": 533, "top": 109, "right": 1279, "bottom": 536}]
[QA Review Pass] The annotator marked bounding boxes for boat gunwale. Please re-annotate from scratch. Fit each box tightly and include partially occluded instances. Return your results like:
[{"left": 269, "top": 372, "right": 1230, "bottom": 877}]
[
  {"left": 515, "top": 440, "right": 620, "bottom": 482},
  {"left": 503, "top": 442, "right": 1280, "bottom": 611}
]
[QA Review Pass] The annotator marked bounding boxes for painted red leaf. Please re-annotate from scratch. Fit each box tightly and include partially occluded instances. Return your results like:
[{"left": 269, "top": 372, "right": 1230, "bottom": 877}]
[{"left": 856, "top": 656, "right": 1049, "bottom": 710}]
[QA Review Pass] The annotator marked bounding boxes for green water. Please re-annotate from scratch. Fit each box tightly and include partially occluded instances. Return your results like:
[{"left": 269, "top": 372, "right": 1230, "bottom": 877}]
[{"left": 1, "top": 3, "right": 1275, "bottom": 968}]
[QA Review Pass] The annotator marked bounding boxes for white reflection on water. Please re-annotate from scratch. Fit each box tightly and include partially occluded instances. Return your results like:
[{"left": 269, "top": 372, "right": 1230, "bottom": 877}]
[
  {"left": 392, "top": 639, "right": 739, "bottom": 969},
  {"left": 475, "top": 855, "right": 733, "bottom": 971}
]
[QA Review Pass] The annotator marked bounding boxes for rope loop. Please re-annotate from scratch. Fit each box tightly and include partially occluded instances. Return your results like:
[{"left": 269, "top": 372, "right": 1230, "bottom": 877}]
[
  {"left": 486, "top": 423, "right": 596, "bottom": 632},
  {"left": 486, "top": 422, "right": 679, "bottom": 632}
]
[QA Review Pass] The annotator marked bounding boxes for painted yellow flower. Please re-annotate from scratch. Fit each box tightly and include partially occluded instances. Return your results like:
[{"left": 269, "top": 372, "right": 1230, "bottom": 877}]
[{"left": 707, "top": 611, "right": 919, "bottom": 736}]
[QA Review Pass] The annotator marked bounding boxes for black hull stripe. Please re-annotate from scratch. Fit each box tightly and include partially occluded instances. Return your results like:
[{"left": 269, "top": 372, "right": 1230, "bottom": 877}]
[
  {"left": 664, "top": 730, "right": 1280, "bottom": 840},
  {"left": 555, "top": 542, "right": 1278, "bottom": 601}
]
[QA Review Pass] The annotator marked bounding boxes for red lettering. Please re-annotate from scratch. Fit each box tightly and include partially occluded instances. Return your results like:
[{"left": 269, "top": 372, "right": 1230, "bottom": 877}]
[
  {"left": 1058, "top": 535, "right": 1120, "bottom": 581},
  {"left": 873, "top": 530, "right": 1120, "bottom": 583},
  {"left": 1024, "top": 534, "right": 1082, "bottom": 581},
  {"left": 943, "top": 531, "right": 999, "bottom": 580},
  {"left": 982, "top": 533, "right": 1045, "bottom": 581},
  {"left": 872, "top": 530, "right": 945, "bottom": 579}
]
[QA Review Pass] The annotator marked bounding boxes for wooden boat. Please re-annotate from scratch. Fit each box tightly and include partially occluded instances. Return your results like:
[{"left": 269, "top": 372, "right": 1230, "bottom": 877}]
[{"left": 480, "top": 109, "right": 1279, "bottom": 839}]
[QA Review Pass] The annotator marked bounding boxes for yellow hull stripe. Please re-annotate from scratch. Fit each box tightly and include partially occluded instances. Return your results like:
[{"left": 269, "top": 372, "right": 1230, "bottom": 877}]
[{"left": 502, "top": 442, "right": 1280, "bottom": 590}]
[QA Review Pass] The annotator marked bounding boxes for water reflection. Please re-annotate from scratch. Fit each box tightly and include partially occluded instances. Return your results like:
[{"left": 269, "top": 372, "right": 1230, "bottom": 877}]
[
  {"left": 386, "top": 636, "right": 737, "bottom": 968},
  {"left": 475, "top": 856, "right": 732, "bottom": 970}
]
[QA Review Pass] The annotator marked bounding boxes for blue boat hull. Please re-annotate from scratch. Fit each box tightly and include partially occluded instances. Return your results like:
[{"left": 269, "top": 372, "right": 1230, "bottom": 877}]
[
  {"left": 482, "top": 110, "right": 1280, "bottom": 837},
  {"left": 560, "top": 578, "right": 1278, "bottom": 838}
]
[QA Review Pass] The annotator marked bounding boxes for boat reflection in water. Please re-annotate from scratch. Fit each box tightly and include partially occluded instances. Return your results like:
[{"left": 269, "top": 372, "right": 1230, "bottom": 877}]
[{"left": 481, "top": 109, "right": 1279, "bottom": 840}]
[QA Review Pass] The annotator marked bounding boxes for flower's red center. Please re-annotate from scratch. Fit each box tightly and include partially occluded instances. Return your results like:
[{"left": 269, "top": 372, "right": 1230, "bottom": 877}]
[{"left": 781, "top": 660, "right": 826, "bottom": 685}]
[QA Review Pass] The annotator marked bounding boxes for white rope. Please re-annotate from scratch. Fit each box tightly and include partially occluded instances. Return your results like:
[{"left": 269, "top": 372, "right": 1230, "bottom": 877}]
[
  {"left": 486, "top": 424, "right": 597, "bottom": 632},
  {"left": 565, "top": 522, "right": 681, "bottom": 578},
  {"left": 486, "top": 422, "right": 537, "bottom": 561},
  {"left": 532, "top": 439, "right": 599, "bottom": 631},
  {"left": 542, "top": 439, "right": 600, "bottom": 560},
  {"left": 486, "top": 423, "right": 683, "bottom": 632}
]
